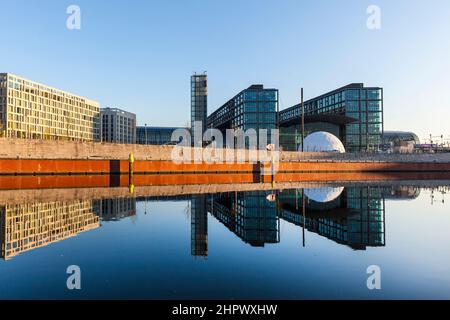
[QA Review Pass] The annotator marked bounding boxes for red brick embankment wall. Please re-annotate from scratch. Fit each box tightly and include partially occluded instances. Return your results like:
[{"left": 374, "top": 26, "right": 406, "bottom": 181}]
[{"left": 2, "top": 159, "right": 450, "bottom": 175}]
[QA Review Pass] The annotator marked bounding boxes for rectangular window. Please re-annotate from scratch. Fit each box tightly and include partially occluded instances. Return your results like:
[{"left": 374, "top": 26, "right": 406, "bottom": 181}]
[
  {"left": 367, "top": 89, "right": 381, "bottom": 100},
  {"left": 368, "top": 101, "right": 380, "bottom": 111},
  {"left": 244, "top": 102, "right": 257, "bottom": 112},
  {"left": 346, "top": 101, "right": 360, "bottom": 112},
  {"left": 361, "top": 90, "right": 367, "bottom": 100},
  {"left": 347, "top": 124, "right": 360, "bottom": 134},
  {"left": 345, "top": 89, "right": 360, "bottom": 100},
  {"left": 264, "top": 91, "right": 277, "bottom": 101},
  {"left": 346, "top": 112, "right": 360, "bottom": 120},
  {"left": 264, "top": 101, "right": 276, "bottom": 112},
  {"left": 244, "top": 113, "right": 257, "bottom": 123},
  {"left": 244, "top": 91, "right": 257, "bottom": 101},
  {"left": 368, "top": 112, "right": 381, "bottom": 123}
]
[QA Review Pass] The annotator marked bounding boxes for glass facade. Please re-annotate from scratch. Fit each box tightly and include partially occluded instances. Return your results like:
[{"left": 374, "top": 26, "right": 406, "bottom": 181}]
[
  {"left": 136, "top": 126, "right": 186, "bottom": 145},
  {"left": 382, "top": 131, "right": 420, "bottom": 145},
  {"left": 279, "top": 122, "right": 340, "bottom": 152},
  {"left": 279, "top": 84, "right": 383, "bottom": 152},
  {"left": 207, "top": 85, "right": 278, "bottom": 148},
  {"left": 191, "top": 74, "right": 208, "bottom": 134}
]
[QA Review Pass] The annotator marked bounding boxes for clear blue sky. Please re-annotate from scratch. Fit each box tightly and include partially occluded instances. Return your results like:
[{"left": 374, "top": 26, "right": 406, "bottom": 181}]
[{"left": 1, "top": 0, "right": 449, "bottom": 140}]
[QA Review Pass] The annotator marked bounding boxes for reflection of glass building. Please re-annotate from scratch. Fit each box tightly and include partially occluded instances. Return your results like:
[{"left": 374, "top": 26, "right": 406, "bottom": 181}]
[
  {"left": 208, "top": 191, "right": 279, "bottom": 247},
  {"left": 381, "top": 186, "right": 421, "bottom": 200},
  {"left": 191, "top": 195, "right": 208, "bottom": 257},
  {"left": 278, "top": 187, "right": 385, "bottom": 250},
  {"left": 345, "top": 187, "right": 385, "bottom": 249},
  {"left": 99, "top": 197, "right": 136, "bottom": 221},
  {"left": 0, "top": 200, "right": 100, "bottom": 260},
  {"left": 207, "top": 85, "right": 278, "bottom": 148},
  {"left": 279, "top": 83, "right": 383, "bottom": 152}
]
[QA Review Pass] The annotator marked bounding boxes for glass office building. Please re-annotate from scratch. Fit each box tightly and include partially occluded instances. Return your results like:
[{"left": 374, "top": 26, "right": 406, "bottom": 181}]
[
  {"left": 136, "top": 126, "right": 186, "bottom": 145},
  {"left": 279, "top": 83, "right": 383, "bottom": 152},
  {"left": 207, "top": 85, "right": 278, "bottom": 148}
]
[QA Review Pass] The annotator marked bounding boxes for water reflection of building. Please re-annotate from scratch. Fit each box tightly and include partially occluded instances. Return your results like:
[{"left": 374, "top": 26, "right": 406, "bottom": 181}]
[
  {"left": 99, "top": 197, "right": 136, "bottom": 221},
  {"left": 278, "top": 187, "right": 385, "bottom": 250},
  {"left": 0, "top": 200, "right": 100, "bottom": 260},
  {"left": 208, "top": 191, "right": 280, "bottom": 247},
  {"left": 191, "top": 195, "right": 208, "bottom": 257},
  {"left": 381, "top": 186, "right": 421, "bottom": 200}
]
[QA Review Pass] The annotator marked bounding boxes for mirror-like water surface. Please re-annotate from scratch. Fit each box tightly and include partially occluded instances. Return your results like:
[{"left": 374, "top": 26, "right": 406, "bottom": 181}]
[{"left": 1, "top": 183, "right": 450, "bottom": 299}]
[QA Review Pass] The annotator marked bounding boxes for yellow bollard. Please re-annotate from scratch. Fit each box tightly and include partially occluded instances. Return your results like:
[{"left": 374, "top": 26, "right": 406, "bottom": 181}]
[
  {"left": 129, "top": 153, "right": 135, "bottom": 165},
  {"left": 129, "top": 153, "right": 134, "bottom": 174},
  {"left": 271, "top": 152, "right": 276, "bottom": 188},
  {"left": 129, "top": 153, "right": 134, "bottom": 187}
]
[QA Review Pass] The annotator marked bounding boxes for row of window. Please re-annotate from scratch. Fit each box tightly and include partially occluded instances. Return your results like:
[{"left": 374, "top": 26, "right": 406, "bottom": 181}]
[
  {"left": 6, "top": 75, "right": 97, "bottom": 106},
  {"left": 279, "top": 88, "right": 382, "bottom": 122},
  {"left": 7, "top": 94, "right": 99, "bottom": 115}
]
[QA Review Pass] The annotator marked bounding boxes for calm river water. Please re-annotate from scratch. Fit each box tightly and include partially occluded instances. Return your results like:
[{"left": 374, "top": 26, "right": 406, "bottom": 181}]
[{"left": 1, "top": 183, "right": 450, "bottom": 299}]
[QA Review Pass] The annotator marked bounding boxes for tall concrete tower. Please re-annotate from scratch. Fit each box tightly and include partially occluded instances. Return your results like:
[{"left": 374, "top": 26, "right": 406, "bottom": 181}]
[{"left": 190, "top": 73, "right": 208, "bottom": 146}]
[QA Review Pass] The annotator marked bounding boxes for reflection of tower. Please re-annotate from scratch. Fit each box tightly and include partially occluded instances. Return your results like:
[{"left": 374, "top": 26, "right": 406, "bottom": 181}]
[
  {"left": 1, "top": 200, "right": 100, "bottom": 260},
  {"left": 99, "top": 197, "right": 136, "bottom": 221},
  {"left": 209, "top": 191, "right": 280, "bottom": 246},
  {"left": 191, "top": 195, "right": 208, "bottom": 257}
]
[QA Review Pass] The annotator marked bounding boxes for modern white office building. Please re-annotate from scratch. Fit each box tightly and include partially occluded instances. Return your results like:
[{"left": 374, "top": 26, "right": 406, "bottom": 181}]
[{"left": 101, "top": 107, "right": 136, "bottom": 144}]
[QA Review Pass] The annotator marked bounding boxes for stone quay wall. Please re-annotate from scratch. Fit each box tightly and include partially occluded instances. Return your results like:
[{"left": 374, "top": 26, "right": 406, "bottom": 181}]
[{"left": 1, "top": 138, "right": 450, "bottom": 163}]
